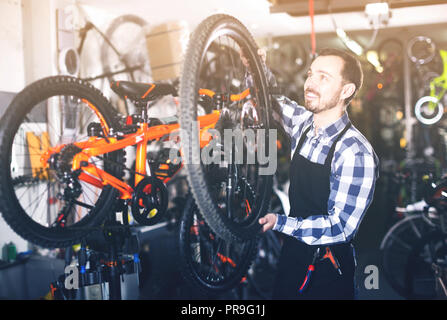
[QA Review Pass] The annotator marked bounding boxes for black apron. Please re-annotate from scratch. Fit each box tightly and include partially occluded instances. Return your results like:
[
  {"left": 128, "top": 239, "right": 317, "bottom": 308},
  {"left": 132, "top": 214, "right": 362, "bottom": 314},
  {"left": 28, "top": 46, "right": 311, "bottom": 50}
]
[{"left": 273, "top": 122, "right": 356, "bottom": 300}]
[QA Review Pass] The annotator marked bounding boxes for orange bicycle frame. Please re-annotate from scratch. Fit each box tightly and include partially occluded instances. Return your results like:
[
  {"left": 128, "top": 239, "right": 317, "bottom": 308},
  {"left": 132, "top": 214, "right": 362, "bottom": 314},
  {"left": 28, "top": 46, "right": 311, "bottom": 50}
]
[{"left": 39, "top": 88, "right": 250, "bottom": 200}]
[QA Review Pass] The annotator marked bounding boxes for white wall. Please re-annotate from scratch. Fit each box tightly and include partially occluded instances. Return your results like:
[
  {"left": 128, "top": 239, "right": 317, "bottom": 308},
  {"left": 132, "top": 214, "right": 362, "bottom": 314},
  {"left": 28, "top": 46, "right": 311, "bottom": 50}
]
[
  {"left": 0, "top": 0, "right": 25, "bottom": 92},
  {"left": 0, "top": 0, "right": 119, "bottom": 253},
  {"left": 0, "top": 0, "right": 60, "bottom": 253},
  {"left": 0, "top": 0, "right": 27, "bottom": 253}
]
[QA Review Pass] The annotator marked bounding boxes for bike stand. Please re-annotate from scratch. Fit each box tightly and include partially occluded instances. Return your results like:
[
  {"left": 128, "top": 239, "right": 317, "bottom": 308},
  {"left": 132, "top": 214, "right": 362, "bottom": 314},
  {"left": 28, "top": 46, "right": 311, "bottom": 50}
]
[{"left": 51, "top": 207, "right": 141, "bottom": 300}]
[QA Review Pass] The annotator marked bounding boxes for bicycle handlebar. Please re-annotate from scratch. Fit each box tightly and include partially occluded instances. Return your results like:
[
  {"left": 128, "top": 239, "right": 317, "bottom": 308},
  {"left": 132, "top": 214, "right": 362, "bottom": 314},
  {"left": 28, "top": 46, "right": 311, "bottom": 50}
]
[{"left": 396, "top": 199, "right": 437, "bottom": 214}]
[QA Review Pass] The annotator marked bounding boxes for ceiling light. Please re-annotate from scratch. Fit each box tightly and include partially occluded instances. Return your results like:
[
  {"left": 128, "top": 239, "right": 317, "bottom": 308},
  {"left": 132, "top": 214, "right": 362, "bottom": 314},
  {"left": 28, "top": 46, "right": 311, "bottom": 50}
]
[
  {"left": 345, "top": 39, "right": 364, "bottom": 56},
  {"left": 366, "top": 50, "right": 384, "bottom": 73},
  {"left": 365, "top": 2, "right": 389, "bottom": 16},
  {"left": 365, "top": 2, "right": 391, "bottom": 28}
]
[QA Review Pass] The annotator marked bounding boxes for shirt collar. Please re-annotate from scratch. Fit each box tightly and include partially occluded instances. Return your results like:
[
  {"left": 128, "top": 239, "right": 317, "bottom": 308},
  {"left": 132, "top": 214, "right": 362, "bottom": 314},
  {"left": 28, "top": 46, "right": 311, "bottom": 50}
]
[{"left": 309, "top": 112, "right": 350, "bottom": 139}]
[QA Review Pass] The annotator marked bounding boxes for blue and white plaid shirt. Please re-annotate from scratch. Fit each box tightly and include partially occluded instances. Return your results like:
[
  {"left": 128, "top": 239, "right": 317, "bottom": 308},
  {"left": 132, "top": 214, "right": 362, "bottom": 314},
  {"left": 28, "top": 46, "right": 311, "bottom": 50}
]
[{"left": 272, "top": 95, "right": 379, "bottom": 246}]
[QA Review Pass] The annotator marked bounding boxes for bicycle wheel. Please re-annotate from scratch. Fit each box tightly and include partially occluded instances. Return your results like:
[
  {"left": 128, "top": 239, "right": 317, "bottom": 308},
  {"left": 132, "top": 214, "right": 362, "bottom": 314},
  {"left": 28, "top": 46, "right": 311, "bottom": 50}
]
[
  {"left": 380, "top": 213, "right": 437, "bottom": 298},
  {"left": 246, "top": 229, "right": 281, "bottom": 299},
  {"left": 269, "top": 39, "right": 310, "bottom": 76},
  {"left": 407, "top": 36, "right": 436, "bottom": 65},
  {"left": 0, "top": 76, "right": 124, "bottom": 248},
  {"left": 404, "top": 230, "right": 447, "bottom": 299},
  {"left": 378, "top": 38, "right": 403, "bottom": 66},
  {"left": 179, "top": 14, "right": 273, "bottom": 243},
  {"left": 178, "top": 195, "right": 259, "bottom": 293},
  {"left": 100, "top": 14, "right": 151, "bottom": 115}
]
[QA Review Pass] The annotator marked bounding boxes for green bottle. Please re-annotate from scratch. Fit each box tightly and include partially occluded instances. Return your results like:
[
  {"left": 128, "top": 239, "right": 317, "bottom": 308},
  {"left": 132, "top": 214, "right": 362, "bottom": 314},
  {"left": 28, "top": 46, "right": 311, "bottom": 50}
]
[{"left": 8, "top": 242, "right": 17, "bottom": 262}]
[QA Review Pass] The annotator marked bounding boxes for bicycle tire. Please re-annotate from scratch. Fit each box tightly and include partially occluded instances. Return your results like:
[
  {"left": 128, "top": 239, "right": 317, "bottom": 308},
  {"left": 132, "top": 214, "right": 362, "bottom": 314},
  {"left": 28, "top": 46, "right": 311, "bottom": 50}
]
[
  {"left": 403, "top": 230, "right": 447, "bottom": 299},
  {"left": 178, "top": 195, "right": 259, "bottom": 293},
  {"left": 269, "top": 39, "right": 310, "bottom": 76},
  {"left": 380, "top": 213, "right": 437, "bottom": 298},
  {"left": 0, "top": 76, "right": 124, "bottom": 248},
  {"left": 246, "top": 229, "right": 281, "bottom": 299},
  {"left": 377, "top": 38, "right": 403, "bottom": 66},
  {"left": 179, "top": 14, "right": 273, "bottom": 243},
  {"left": 100, "top": 14, "right": 151, "bottom": 115}
]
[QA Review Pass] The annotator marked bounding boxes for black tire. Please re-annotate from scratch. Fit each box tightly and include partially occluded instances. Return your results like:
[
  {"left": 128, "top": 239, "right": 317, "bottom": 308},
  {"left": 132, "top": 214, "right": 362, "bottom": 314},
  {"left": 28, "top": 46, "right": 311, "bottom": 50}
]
[
  {"left": 404, "top": 230, "right": 447, "bottom": 299},
  {"left": 178, "top": 195, "right": 258, "bottom": 293},
  {"left": 380, "top": 213, "right": 437, "bottom": 298},
  {"left": 0, "top": 76, "right": 123, "bottom": 248},
  {"left": 179, "top": 14, "right": 273, "bottom": 243},
  {"left": 246, "top": 229, "right": 281, "bottom": 299}
]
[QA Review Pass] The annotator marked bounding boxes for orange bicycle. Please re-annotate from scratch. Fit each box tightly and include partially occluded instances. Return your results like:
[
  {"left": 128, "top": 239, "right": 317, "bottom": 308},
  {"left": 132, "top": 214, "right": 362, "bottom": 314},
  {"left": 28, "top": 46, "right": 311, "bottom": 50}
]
[
  {"left": 0, "top": 15, "right": 274, "bottom": 253},
  {"left": 0, "top": 74, "right": 261, "bottom": 247}
]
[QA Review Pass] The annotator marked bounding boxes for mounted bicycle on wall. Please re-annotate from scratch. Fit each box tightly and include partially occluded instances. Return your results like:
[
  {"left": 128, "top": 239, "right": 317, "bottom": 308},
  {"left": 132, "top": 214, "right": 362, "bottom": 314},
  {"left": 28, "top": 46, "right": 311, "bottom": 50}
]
[
  {"left": 58, "top": 2, "right": 152, "bottom": 115},
  {"left": 408, "top": 36, "right": 447, "bottom": 125}
]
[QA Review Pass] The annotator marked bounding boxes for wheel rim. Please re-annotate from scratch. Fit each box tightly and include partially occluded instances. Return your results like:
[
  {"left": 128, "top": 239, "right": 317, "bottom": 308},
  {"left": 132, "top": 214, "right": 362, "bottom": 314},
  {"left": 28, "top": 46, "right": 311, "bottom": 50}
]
[
  {"left": 182, "top": 199, "right": 256, "bottom": 291},
  {"left": 9, "top": 93, "right": 115, "bottom": 231}
]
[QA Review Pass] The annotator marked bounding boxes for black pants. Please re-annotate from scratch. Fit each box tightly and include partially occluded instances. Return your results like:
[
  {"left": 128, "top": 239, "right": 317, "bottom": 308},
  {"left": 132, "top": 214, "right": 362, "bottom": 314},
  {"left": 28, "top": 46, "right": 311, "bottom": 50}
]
[{"left": 273, "top": 237, "right": 356, "bottom": 300}]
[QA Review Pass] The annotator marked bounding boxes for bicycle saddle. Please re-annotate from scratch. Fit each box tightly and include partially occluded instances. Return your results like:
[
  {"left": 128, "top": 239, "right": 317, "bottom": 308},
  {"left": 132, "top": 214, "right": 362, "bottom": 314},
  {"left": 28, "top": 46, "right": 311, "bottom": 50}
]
[{"left": 110, "top": 81, "right": 177, "bottom": 102}]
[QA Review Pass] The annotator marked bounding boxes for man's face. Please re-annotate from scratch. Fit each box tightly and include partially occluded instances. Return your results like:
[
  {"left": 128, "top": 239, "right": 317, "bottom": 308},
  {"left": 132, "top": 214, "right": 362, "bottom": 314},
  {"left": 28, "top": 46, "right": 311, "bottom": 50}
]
[{"left": 304, "top": 55, "right": 346, "bottom": 114}]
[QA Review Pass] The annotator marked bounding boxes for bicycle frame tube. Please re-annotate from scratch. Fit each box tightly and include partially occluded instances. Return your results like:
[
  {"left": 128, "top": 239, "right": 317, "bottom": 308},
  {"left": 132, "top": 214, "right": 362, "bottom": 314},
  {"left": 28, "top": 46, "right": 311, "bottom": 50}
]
[{"left": 40, "top": 112, "right": 220, "bottom": 200}]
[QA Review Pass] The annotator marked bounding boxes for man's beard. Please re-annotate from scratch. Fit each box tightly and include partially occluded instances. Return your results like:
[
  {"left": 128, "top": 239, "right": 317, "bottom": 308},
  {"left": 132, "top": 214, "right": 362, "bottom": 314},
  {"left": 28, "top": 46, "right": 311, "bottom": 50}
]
[{"left": 304, "top": 89, "right": 341, "bottom": 114}]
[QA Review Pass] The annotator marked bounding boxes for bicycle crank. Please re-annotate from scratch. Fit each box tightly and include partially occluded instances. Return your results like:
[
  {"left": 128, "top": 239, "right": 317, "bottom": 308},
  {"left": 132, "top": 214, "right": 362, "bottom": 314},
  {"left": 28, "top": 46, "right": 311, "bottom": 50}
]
[{"left": 131, "top": 177, "right": 168, "bottom": 226}]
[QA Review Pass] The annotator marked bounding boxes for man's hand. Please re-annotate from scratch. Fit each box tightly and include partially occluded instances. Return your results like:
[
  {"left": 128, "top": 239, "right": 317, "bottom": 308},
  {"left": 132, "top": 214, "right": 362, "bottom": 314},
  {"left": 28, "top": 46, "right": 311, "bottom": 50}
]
[{"left": 258, "top": 213, "right": 277, "bottom": 232}]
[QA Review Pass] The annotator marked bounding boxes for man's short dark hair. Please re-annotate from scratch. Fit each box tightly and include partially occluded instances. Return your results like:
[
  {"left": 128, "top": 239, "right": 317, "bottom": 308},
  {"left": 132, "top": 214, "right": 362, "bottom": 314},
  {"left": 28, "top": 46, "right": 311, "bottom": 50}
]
[{"left": 317, "top": 48, "right": 363, "bottom": 106}]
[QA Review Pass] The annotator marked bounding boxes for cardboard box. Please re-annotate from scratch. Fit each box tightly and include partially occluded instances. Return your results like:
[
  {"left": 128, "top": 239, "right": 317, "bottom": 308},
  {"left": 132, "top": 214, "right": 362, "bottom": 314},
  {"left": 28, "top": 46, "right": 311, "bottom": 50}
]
[{"left": 146, "top": 21, "right": 189, "bottom": 81}]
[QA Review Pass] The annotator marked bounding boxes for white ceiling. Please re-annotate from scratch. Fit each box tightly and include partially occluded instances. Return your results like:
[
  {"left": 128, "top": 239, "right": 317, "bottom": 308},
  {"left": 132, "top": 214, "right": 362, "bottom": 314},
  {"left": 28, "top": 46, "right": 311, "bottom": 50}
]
[{"left": 79, "top": 0, "right": 447, "bottom": 38}]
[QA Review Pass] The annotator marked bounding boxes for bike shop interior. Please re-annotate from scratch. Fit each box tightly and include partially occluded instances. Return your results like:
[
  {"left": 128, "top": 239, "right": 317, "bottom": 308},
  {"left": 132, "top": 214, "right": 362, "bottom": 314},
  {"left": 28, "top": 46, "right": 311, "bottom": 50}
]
[{"left": 0, "top": 0, "right": 447, "bottom": 302}]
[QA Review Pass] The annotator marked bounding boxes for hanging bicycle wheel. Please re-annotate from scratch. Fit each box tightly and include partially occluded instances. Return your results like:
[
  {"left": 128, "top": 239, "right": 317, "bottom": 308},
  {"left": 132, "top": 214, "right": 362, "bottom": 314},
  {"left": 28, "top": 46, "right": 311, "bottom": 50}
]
[
  {"left": 378, "top": 38, "right": 403, "bottom": 66},
  {"left": 380, "top": 213, "right": 438, "bottom": 298},
  {"left": 0, "top": 76, "right": 124, "bottom": 248},
  {"left": 269, "top": 39, "right": 310, "bottom": 76},
  {"left": 101, "top": 15, "right": 151, "bottom": 113},
  {"left": 178, "top": 195, "right": 259, "bottom": 293},
  {"left": 407, "top": 36, "right": 437, "bottom": 65},
  {"left": 179, "top": 14, "right": 273, "bottom": 243}
]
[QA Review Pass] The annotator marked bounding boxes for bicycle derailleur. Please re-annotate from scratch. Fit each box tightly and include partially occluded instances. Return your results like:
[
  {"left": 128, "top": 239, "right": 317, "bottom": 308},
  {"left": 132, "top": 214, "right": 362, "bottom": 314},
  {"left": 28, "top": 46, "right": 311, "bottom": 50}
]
[{"left": 48, "top": 144, "right": 84, "bottom": 202}]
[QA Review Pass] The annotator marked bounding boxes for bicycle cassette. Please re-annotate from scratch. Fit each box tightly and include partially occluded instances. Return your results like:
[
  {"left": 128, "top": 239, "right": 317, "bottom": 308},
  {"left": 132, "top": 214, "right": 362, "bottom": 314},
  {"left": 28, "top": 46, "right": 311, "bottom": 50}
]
[{"left": 131, "top": 177, "right": 168, "bottom": 226}]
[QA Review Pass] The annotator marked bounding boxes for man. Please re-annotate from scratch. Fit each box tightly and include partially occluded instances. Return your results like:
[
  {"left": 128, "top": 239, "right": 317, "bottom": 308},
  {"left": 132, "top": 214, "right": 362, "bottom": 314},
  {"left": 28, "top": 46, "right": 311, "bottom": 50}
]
[{"left": 258, "top": 48, "right": 379, "bottom": 299}]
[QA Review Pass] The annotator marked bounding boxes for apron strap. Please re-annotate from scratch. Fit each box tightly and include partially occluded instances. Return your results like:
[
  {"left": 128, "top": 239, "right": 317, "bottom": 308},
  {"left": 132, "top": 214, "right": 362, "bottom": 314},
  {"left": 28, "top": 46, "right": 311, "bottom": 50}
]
[
  {"left": 323, "top": 122, "right": 352, "bottom": 167},
  {"left": 293, "top": 124, "right": 313, "bottom": 157}
]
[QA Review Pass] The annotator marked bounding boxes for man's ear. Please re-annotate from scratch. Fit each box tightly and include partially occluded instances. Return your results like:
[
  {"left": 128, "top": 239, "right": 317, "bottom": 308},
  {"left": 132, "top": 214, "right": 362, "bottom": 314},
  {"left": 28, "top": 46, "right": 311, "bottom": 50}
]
[{"left": 341, "top": 83, "right": 356, "bottom": 100}]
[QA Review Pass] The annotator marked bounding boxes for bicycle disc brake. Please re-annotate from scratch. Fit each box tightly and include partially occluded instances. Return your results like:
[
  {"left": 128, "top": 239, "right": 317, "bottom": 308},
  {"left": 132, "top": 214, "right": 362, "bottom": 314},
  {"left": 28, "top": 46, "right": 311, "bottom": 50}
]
[{"left": 131, "top": 177, "right": 168, "bottom": 226}]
